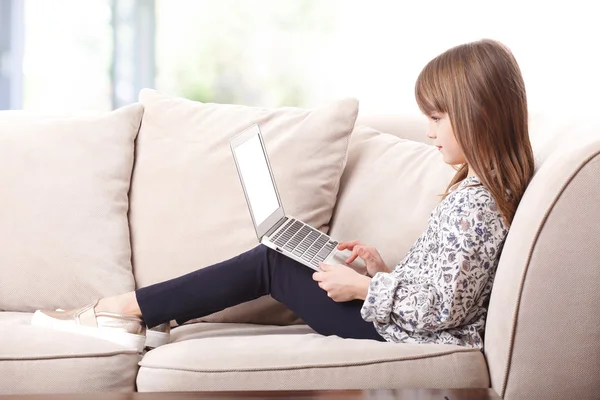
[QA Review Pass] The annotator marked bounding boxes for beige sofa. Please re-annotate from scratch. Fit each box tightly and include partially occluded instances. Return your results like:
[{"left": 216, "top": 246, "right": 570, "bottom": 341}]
[{"left": 1, "top": 90, "right": 599, "bottom": 400}]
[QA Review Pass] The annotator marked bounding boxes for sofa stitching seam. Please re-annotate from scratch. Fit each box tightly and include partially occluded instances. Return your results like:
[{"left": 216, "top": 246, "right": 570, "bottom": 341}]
[
  {"left": 139, "top": 348, "right": 482, "bottom": 373},
  {"left": 0, "top": 350, "right": 139, "bottom": 361}
]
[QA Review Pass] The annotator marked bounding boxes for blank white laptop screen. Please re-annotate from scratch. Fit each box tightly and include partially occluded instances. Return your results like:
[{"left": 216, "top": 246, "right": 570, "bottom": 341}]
[{"left": 233, "top": 134, "right": 280, "bottom": 226}]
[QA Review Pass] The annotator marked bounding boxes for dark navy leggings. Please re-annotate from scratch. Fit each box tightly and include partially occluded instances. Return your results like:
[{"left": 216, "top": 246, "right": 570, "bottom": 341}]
[{"left": 136, "top": 244, "right": 385, "bottom": 341}]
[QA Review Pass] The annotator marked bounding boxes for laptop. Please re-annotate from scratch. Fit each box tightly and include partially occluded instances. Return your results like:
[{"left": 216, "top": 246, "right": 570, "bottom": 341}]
[{"left": 229, "top": 124, "right": 365, "bottom": 273}]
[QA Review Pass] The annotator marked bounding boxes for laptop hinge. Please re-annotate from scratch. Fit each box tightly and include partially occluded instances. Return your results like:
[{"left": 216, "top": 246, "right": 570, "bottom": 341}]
[{"left": 265, "top": 216, "right": 289, "bottom": 238}]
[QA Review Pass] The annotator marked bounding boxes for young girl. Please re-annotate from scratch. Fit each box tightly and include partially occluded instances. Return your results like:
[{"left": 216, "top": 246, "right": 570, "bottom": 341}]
[{"left": 32, "top": 39, "right": 535, "bottom": 351}]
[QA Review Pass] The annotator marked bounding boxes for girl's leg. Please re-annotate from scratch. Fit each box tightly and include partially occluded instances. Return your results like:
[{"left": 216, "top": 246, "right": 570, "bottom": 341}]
[{"left": 135, "top": 244, "right": 384, "bottom": 341}]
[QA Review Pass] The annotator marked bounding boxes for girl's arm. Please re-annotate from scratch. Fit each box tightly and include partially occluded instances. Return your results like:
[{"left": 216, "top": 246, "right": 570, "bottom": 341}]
[{"left": 361, "top": 191, "right": 505, "bottom": 333}]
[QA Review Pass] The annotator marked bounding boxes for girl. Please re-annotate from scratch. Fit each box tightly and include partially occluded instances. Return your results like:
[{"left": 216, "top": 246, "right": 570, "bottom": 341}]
[{"left": 32, "top": 39, "right": 535, "bottom": 351}]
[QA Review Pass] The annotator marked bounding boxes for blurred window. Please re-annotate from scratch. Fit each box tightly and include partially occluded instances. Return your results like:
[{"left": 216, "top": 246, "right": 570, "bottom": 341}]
[
  {"left": 1, "top": 0, "right": 598, "bottom": 116},
  {"left": 22, "top": 0, "right": 113, "bottom": 111}
]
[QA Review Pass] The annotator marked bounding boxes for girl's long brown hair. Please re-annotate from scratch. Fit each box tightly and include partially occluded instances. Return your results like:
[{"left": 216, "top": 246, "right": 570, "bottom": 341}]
[{"left": 415, "top": 39, "right": 534, "bottom": 227}]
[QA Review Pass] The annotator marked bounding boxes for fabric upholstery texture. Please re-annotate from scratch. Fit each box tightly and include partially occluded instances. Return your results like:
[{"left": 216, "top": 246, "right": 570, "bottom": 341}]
[
  {"left": 0, "top": 324, "right": 139, "bottom": 394},
  {"left": 499, "top": 155, "right": 600, "bottom": 400},
  {"left": 484, "top": 117, "right": 600, "bottom": 400},
  {"left": 0, "top": 105, "right": 143, "bottom": 312},
  {"left": 355, "top": 114, "right": 430, "bottom": 144},
  {"left": 136, "top": 322, "right": 489, "bottom": 391},
  {"left": 130, "top": 89, "right": 358, "bottom": 325}
]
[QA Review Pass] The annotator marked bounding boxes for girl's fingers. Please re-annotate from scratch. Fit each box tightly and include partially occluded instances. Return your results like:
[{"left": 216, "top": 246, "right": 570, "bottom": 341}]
[
  {"left": 338, "top": 240, "right": 361, "bottom": 251},
  {"left": 349, "top": 246, "right": 379, "bottom": 265},
  {"left": 346, "top": 246, "right": 365, "bottom": 264},
  {"left": 345, "top": 248, "right": 360, "bottom": 263},
  {"left": 345, "top": 253, "right": 357, "bottom": 264}
]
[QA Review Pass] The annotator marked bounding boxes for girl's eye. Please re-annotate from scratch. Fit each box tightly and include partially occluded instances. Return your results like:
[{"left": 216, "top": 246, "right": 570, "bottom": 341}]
[{"left": 431, "top": 116, "right": 440, "bottom": 122}]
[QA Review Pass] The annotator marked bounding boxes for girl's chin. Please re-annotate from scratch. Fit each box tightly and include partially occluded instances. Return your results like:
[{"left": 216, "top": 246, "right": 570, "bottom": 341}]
[{"left": 441, "top": 155, "right": 463, "bottom": 165}]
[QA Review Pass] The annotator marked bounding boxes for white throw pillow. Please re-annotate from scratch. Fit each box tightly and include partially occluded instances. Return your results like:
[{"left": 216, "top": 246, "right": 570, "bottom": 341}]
[
  {"left": 0, "top": 105, "right": 143, "bottom": 311},
  {"left": 130, "top": 89, "right": 358, "bottom": 325}
]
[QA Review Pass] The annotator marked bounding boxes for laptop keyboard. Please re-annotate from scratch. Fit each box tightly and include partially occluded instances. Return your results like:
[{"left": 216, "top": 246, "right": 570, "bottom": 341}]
[{"left": 270, "top": 218, "right": 338, "bottom": 267}]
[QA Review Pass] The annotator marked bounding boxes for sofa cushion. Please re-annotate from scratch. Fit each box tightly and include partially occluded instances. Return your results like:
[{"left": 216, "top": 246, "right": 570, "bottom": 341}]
[
  {"left": 0, "top": 311, "right": 32, "bottom": 326},
  {"left": 0, "top": 318, "right": 139, "bottom": 394},
  {"left": 355, "top": 114, "right": 430, "bottom": 144},
  {"left": 136, "top": 322, "right": 489, "bottom": 391},
  {"left": 0, "top": 105, "right": 142, "bottom": 312},
  {"left": 130, "top": 89, "right": 358, "bottom": 325},
  {"left": 329, "top": 126, "right": 456, "bottom": 268}
]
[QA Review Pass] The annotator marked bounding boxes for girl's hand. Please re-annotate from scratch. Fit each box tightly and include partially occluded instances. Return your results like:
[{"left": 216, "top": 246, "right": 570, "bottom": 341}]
[
  {"left": 337, "top": 240, "right": 391, "bottom": 277},
  {"left": 312, "top": 263, "right": 371, "bottom": 302}
]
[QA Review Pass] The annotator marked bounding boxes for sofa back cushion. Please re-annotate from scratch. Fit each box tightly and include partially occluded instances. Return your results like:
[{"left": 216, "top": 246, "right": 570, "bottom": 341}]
[
  {"left": 328, "top": 125, "right": 455, "bottom": 270},
  {"left": 355, "top": 114, "right": 429, "bottom": 144},
  {"left": 0, "top": 105, "right": 143, "bottom": 311},
  {"left": 130, "top": 89, "right": 358, "bottom": 325}
]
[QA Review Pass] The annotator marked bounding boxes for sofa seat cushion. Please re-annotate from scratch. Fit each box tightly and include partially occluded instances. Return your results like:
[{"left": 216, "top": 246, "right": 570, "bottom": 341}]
[
  {"left": 0, "top": 313, "right": 139, "bottom": 394},
  {"left": 137, "top": 322, "right": 489, "bottom": 391}
]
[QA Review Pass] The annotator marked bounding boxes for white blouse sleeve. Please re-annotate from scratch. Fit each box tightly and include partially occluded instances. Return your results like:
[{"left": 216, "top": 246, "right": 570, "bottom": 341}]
[{"left": 361, "top": 189, "right": 505, "bottom": 333}]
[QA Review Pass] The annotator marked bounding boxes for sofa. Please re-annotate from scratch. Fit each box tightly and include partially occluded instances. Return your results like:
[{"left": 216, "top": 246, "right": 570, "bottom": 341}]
[{"left": 0, "top": 89, "right": 599, "bottom": 400}]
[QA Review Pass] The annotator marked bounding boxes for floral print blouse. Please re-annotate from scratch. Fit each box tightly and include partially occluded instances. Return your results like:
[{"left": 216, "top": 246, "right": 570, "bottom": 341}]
[{"left": 361, "top": 176, "right": 508, "bottom": 348}]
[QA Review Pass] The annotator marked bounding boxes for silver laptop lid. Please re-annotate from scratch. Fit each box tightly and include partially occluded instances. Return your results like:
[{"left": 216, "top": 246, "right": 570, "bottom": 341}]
[{"left": 229, "top": 124, "right": 285, "bottom": 240}]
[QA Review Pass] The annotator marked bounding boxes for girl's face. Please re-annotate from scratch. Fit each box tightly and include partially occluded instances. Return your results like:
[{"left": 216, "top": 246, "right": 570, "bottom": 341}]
[{"left": 426, "top": 112, "right": 467, "bottom": 166}]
